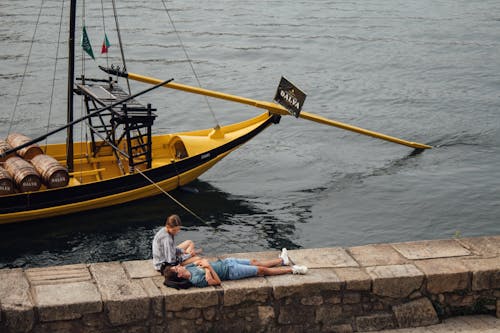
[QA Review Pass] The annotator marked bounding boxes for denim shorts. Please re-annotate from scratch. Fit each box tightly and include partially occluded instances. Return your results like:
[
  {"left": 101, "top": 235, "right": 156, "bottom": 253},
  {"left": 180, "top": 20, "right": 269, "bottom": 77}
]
[{"left": 225, "top": 258, "right": 258, "bottom": 280}]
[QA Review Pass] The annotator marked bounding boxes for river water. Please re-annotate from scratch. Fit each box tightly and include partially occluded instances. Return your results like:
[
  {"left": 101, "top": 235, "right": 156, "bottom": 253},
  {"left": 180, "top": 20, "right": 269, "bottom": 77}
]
[{"left": 0, "top": 0, "right": 499, "bottom": 268}]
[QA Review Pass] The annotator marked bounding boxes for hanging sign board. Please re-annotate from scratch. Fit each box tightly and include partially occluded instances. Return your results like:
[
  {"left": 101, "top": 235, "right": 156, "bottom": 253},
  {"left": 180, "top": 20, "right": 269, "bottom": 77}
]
[{"left": 273, "top": 77, "right": 306, "bottom": 118}]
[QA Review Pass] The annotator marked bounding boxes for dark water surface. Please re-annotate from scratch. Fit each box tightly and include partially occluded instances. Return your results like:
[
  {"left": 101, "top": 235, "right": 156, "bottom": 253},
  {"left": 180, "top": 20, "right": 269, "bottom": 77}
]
[{"left": 0, "top": 0, "right": 499, "bottom": 268}]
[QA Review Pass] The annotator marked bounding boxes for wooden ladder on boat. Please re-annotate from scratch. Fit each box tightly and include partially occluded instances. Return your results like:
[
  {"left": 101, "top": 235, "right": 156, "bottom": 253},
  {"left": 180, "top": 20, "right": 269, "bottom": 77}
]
[{"left": 75, "top": 79, "right": 157, "bottom": 173}]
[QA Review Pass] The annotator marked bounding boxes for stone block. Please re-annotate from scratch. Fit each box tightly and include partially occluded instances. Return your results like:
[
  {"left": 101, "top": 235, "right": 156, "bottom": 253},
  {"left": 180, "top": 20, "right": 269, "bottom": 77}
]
[
  {"left": 153, "top": 276, "right": 219, "bottom": 311},
  {"left": 366, "top": 264, "right": 424, "bottom": 298},
  {"left": 301, "top": 295, "right": 323, "bottom": 306},
  {"left": 325, "top": 294, "right": 342, "bottom": 304},
  {"left": 257, "top": 305, "right": 275, "bottom": 326},
  {"left": 166, "top": 317, "right": 203, "bottom": 333},
  {"left": 392, "top": 239, "right": 471, "bottom": 260},
  {"left": 315, "top": 304, "right": 342, "bottom": 326},
  {"left": 278, "top": 303, "right": 315, "bottom": 325},
  {"left": 325, "top": 323, "right": 353, "bottom": 333},
  {"left": 457, "top": 236, "right": 500, "bottom": 257},
  {"left": 174, "top": 308, "right": 201, "bottom": 319},
  {"left": 216, "top": 307, "right": 261, "bottom": 333},
  {"left": 267, "top": 268, "right": 342, "bottom": 299},
  {"left": 343, "top": 292, "right": 361, "bottom": 304},
  {"left": 447, "top": 294, "right": 477, "bottom": 308},
  {"left": 25, "top": 264, "right": 91, "bottom": 286},
  {"left": 348, "top": 244, "right": 407, "bottom": 267},
  {"left": 288, "top": 247, "right": 359, "bottom": 268},
  {"left": 414, "top": 258, "right": 470, "bottom": 294},
  {"left": 123, "top": 260, "right": 159, "bottom": 279},
  {"left": 355, "top": 313, "right": 395, "bottom": 331},
  {"left": 81, "top": 312, "right": 108, "bottom": 331},
  {"left": 461, "top": 257, "right": 500, "bottom": 290},
  {"left": 342, "top": 303, "right": 363, "bottom": 317},
  {"left": 203, "top": 307, "right": 218, "bottom": 321},
  {"left": 90, "top": 262, "right": 150, "bottom": 326},
  {"left": 0, "top": 268, "right": 34, "bottom": 333},
  {"left": 333, "top": 268, "right": 371, "bottom": 291},
  {"left": 392, "top": 297, "right": 439, "bottom": 328},
  {"left": 221, "top": 276, "right": 270, "bottom": 306},
  {"left": 33, "top": 281, "right": 102, "bottom": 322},
  {"left": 140, "top": 278, "right": 164, "bottom": 318},
  {"left": 33, "top": 320, "right": 83, "bottom": 333}
]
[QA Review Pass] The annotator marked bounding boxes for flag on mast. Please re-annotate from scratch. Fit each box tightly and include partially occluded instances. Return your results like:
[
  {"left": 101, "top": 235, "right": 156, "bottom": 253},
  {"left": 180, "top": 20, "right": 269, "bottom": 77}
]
[
  {"left": 81, "top": 26, "right": 95, "bottom": 60},
  {"left": 101, "top": 33, "right": 111, "bottom": 54}
]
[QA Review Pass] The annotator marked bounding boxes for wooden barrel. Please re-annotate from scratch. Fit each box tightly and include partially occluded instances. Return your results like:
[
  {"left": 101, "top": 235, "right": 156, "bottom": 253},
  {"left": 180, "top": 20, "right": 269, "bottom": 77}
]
[
  {"left": 6, "top": 133, "right": 43, "bottom": 160},
  {"left": 0, "top": 140, "right": 15, "bottom": 162},
  {"left": 30, "top": 154, "right": 69, "bottom": 188},
  {"left": 0, "top": 166, "right": 14, "bottom": 195},
  {"left": 4, "top": 156, "right": 41, "bottom": 192}
]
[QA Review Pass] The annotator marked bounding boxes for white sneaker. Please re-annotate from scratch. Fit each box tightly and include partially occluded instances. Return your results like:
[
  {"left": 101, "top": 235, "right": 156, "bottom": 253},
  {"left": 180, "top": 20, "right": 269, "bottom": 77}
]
[
  {"left": 279, "top": 248, "right": 290, "bottom": 266},
  {"left": 292, "top": 265, "right": 308, "bottom": 275}
]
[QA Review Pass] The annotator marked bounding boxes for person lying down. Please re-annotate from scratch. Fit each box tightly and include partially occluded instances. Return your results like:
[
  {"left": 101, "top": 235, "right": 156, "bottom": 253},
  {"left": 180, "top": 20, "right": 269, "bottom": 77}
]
[{"left": 163, "top": 248, "right": 308, "bottom": 289}]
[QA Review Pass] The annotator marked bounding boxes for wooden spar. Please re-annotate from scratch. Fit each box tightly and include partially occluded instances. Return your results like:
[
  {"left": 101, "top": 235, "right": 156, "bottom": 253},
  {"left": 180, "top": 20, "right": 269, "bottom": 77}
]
[
  {"left": 299, "top": 111, "right": 432, "bottom": 149},
  {"left": 119, "top": 70, "right": 432, "bottom": 150}
]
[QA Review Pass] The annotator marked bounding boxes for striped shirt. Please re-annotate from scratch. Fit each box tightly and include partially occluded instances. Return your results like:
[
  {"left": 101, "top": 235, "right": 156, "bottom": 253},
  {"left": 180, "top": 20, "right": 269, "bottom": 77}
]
[{"left": 152, "top": 227, "right": 191, "bottom": 270}]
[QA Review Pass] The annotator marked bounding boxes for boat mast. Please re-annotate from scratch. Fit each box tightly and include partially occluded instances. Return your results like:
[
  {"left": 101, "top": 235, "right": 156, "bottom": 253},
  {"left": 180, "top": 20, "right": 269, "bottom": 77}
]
[{"left": 66, "top": 0, "right": 76, "bottom": 172}]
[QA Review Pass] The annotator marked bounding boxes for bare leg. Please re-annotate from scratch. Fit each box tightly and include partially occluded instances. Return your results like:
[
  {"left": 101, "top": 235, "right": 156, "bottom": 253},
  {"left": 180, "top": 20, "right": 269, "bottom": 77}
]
[
  {"left": 256, "top": 266, "right": 292, "bottom": 276},
  {"left": 176, "top": 240, "right": 199, "bottom": 266},
  {"left": 250, "top": 258, "right": 283, "bottom": 268},
  {"left": 177, "top": 240, "right": 195, "bottom": 253}
]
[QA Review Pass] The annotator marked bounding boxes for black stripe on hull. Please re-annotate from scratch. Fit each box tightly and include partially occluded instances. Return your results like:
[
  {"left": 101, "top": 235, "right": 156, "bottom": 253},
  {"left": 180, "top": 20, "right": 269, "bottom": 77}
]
[{"left": 0, "top": 115, "right": 276, "bottom": 215}]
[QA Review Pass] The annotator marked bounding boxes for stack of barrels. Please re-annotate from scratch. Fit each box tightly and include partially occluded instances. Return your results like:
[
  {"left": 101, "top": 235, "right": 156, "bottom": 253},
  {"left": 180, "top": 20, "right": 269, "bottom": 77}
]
[{"left": 0, "top": 133, "right": 69, "bottom": 195}]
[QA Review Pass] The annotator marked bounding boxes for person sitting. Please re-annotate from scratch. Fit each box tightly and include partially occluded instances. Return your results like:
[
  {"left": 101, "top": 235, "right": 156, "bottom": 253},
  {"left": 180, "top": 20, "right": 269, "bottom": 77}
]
[
  {"left": 152, "top": 214, "right": 202, "bottom": 274},
  {"left": 164, "top": 248, "right": 308, "bottom": 288}
]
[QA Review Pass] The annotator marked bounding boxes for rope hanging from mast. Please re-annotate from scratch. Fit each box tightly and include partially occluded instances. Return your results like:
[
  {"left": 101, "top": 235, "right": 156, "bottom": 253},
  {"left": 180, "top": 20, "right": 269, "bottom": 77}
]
[
  {"left": 160, "top": 0, "right": 220, "bottom": 129},
  {"left": 100, "top": 0, "right": 110, "bottom": 69},
  {"left": 75, "top": 1, "right": 230, "bottom": 231},
  {"left": 45, "top": 0, "right": 66, "bottom": 148},
  {"left": 111, "top": 0, "right": 131, "bottom": 94},
  {"left": 8, "top": 0, "right": 46, "bottom": 136}
]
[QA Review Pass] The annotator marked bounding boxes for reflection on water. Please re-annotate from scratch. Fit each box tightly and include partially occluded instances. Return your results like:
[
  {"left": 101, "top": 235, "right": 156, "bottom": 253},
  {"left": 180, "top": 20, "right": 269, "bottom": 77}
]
[{"left": 0, "top": 180, "right": 300, "bottom": 268}]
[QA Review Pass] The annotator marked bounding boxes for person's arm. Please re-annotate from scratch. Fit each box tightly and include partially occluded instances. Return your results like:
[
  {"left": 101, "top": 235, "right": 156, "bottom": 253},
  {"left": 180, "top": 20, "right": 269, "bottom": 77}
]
[
  {"left": 163, "top": 234, "right": 178, "bottom": 265},
  {"left": 198, "top": 259, "right": 221, "bottom": 286},
  {"left": 152, "top": 234, "right": 165, "bottom": 270}
]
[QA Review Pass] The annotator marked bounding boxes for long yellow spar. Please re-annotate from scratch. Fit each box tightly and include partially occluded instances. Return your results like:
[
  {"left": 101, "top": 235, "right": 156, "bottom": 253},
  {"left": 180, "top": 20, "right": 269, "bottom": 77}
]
[{"left": 104, "top": 68, "right": 431, "bottom": 150}]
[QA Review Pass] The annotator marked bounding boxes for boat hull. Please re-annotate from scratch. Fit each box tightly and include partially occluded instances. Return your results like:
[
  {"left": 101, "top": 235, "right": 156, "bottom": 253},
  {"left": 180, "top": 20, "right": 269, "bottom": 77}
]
[{"left": 0, "top": 112, "right": 277, "bottom": 224}]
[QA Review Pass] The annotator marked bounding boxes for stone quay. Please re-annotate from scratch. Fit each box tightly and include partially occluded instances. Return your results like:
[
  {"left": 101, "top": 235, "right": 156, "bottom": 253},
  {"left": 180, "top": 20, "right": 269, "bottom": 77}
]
[{"left": 0, "top": 235, "right": 499, "bottom": 333}]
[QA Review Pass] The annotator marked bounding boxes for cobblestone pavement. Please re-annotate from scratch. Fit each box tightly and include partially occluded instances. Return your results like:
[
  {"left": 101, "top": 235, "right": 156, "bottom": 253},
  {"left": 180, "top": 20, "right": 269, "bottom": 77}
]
[{"left": 369, "top": 315, "right": 499, "bottom": 333}]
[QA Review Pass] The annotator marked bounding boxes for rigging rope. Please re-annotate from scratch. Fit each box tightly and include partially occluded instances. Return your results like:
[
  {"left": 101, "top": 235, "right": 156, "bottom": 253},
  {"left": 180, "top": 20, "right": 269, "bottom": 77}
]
[
  {"left": 111, "top": 0, "right": 131, "bottom": 94},
  {"left": 160, "top": 0, "right": 220, "bottom": 129},
  {"left": 100, "top": 0, "right": 109, "bottom": 68},
  {"left": 8, "top": 0, "right": 46, "bottom": 136},
  {"left": 78, "top": 0, "right": 89, "bottom": 179},
  {"left": 86, "top": 124, "right": 207, "bottom": 224},
  {"left": 98, "top": 2, "right": 238, "bottom": 242},
  {"left": 45, "top": 0, "right": 66, "bottom": 148}
]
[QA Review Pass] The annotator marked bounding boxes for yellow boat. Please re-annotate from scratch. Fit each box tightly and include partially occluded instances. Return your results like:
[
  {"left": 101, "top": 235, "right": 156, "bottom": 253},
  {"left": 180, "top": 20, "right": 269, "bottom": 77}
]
[
  {"left": 0, "top": 111, "right": 277, "bottom": 224},
  {"left": 0, "top": 1, "right": 431, "bottom": 224}
]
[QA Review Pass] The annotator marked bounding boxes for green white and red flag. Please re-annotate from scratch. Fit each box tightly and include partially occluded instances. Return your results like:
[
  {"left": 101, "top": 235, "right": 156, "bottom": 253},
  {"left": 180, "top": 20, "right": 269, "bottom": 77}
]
[{"left": 101, "top": 33, "right": 111, "bottom": 54}]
